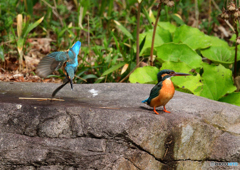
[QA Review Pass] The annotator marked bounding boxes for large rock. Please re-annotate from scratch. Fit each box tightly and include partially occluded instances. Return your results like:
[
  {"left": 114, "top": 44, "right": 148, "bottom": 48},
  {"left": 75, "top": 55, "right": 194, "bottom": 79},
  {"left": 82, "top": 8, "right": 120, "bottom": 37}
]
[{"left": 0, "top": 82, "right": 240, "bottom": 169}]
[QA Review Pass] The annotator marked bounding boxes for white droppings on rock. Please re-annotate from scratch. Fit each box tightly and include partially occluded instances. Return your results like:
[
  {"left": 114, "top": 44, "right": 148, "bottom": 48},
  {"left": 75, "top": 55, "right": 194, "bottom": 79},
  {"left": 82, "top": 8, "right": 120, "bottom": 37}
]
[
  {"left": 89, "top": 89, "right": 98, "bottom": 97},
  {"left": 16, "top": 104, "right": 22, "bottom": 109}
]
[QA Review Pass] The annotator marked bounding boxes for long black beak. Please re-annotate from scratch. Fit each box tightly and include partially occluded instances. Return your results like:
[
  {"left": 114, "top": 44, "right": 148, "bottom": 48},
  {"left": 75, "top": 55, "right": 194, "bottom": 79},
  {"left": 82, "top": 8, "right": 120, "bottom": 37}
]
[
  {"left": 172, "top": 72, "right": 191, "bottom": 76},
  {"left": 69, "top": 78, "right": 73, "bottom": 90},
  {"left": 51, "top": 79, "right": 70, "bottom": 98}
]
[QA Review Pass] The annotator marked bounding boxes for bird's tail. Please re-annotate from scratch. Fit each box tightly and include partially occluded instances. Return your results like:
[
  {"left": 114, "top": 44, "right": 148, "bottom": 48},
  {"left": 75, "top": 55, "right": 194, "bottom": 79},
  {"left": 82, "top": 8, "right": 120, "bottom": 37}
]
[{"left": 142, "top": 98, "right": 149, "bottom": 104}]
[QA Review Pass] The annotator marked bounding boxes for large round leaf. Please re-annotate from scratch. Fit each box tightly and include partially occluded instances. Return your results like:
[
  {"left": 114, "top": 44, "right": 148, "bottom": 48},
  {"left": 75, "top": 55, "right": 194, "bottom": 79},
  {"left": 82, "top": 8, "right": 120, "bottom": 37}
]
[
  {"left": 200, "top": 36, "right": 234, "bottom": 64},
  {"left": 158, "top": 21, "right": 176, "bottom": 33},
  {"left": 195, "top": 63, "right": 236, "bottom": 100},
  {"left": 129, "top": 66, "right": 159, "bottom": 84},
  {"left": 173, "top": 25, "right": 211, "bottom": 50},
  {"left": 201, "top": 46, "right": 234, "bottom": 64},
  {"left": 219, "top": 92, "right": 240, "bottom": 106},
  {"left": 156, "top": 43, "right": 203, "bottom": 69},
  {"left": 161, "top": 61, "right": 202, "bottom": 94},
  {"left": 139, "top": 26, "right": 171, "bottom": 55}
]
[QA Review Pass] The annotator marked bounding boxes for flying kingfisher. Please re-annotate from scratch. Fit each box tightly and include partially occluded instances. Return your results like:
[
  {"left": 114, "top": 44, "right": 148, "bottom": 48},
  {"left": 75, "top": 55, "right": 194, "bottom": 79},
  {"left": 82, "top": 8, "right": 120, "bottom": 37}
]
[
  {"left": 142, "top": 69, "right": 190, "bottom": 114},
  {"left": 36, "top": 41, "right": 81, "bottom": 98}
]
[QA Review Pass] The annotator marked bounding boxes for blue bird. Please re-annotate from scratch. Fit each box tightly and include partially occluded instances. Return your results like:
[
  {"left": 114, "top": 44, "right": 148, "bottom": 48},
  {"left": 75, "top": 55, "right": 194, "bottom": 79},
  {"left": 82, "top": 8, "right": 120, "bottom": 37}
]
[
  {"left": 36, "top": 41, "right": 81, "bottom": 97},
  {"left": 142, "top": 69, "right": 190, "bottom": 114}
]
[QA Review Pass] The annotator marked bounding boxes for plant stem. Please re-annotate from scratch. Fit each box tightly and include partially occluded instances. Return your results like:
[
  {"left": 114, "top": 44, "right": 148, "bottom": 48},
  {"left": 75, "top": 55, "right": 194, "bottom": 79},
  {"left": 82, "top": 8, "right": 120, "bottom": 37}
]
[
  {"left": 150, "top": 2, "right": 162, "bottom": 66},
  {"left": 136, "top": 2, "right": 141, "bottom": 67},
  {"left": 234, "top": 19, "right": 238, "bottom": 78},
  {"left": 195, "top": 0, "right": 199, "bottom": 28}
]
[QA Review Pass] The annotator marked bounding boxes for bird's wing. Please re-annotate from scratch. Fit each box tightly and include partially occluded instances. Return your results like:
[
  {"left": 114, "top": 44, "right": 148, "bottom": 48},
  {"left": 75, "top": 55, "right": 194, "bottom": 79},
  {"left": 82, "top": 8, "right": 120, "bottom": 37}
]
[
  {"left": 148, "top": 81, "right": 163, "bottom": 104},
  {"left": 36, "top": 51, "right": 70, "bottom": 78}
]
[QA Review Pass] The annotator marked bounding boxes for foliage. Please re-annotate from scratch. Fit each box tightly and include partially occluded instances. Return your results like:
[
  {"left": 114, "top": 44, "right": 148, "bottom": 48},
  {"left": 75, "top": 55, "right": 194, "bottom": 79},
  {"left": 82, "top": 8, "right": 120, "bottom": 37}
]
[
  {"left": 130, "top": 23, "right": 240, "bottom": 106},
  {"left": 1, "top": 0, "right": 240, "bottom": 107}
]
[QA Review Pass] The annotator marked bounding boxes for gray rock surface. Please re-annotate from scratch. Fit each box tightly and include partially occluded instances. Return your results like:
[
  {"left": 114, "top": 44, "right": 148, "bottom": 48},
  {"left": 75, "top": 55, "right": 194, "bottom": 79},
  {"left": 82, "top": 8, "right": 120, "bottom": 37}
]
[{"left": 0, "top": 82, "right": 240, "bottom": 170}]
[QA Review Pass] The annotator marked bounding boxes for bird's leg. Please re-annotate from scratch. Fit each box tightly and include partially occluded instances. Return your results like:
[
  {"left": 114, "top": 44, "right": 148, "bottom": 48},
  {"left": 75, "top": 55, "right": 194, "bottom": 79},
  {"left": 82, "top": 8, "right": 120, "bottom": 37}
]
[
  {"left": 163, "top": 106, "right": 171, "bottom": 113},
  {"left": 153, "top": 107, "right": 160, "bottom": 115}
]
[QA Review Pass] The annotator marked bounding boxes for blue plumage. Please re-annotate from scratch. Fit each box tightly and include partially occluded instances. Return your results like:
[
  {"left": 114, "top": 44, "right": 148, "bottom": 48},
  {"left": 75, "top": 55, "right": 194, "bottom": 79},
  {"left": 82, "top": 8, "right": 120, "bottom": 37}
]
[
  {"left": 141, "top": 98, "right": 149, "bottom": 103},
  {"left": 36, "top": 41, "right": 81, "bottom": 97}
]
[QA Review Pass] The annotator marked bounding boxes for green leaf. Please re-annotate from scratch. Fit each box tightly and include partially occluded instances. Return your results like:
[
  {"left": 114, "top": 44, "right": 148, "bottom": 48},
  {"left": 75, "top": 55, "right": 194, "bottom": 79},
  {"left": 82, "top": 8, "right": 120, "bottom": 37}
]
[
  {"left": 171, "top": 14, "right": 185, "bottom": 25},
  {"left": 23, "top": 16, "right": 44, "bottom": 38},
  {"left": 161, "top": 61, "right": 202, "bottom": 94},
  {"left": 156, "top": 43, "right": 203, "bottom": 69},
  {"left": 195, "top": 63, "right": 236, "bottom": 100},
  {"left": 102, "top": 62, "right": 125, "bottom": 76},
  {"left": 82, "top": 74, "right": 98, "bottom": 79},
  {"left": 129, "top": 66, "right": 159, "bottom": 84},
  {"left": 201, "top": 46, "right": 234, "bottom": 64},
  {"left": 114, "top": 20, "right": 133, "bottom": 40},
  {"left": 139, "top": 27, "right": 171, "bottom": 55},
  {"left": 208, "top": 36, "right": 229, "bottom": 47},
  {"left": 219, "top": 92, "right": 240, "bottom": 106},
  {"left": 0, "top": 45, "right": 4, "bottom": 61},
  {"left": 158, "top": 21, "right": 176, "bottom": 33},
  {"left": 173, "top": 25, "right": 211, "bottom": 50}
]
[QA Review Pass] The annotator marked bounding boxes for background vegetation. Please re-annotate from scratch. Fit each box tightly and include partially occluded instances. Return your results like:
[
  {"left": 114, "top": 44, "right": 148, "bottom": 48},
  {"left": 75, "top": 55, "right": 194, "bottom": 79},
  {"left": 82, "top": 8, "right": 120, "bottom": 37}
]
[{"left": 1, "top": 0, "right": 240, "bottom": 106}]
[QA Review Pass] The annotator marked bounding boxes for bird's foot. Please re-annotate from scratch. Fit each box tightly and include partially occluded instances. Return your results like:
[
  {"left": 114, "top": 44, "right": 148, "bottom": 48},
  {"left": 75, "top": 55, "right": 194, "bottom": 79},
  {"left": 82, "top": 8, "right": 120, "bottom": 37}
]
[
  {"left": 153, "top": 107, "right": 160, "bottom": 115},
  {"left": 163, "top": 106, "right": 171, "bottom": 113}
]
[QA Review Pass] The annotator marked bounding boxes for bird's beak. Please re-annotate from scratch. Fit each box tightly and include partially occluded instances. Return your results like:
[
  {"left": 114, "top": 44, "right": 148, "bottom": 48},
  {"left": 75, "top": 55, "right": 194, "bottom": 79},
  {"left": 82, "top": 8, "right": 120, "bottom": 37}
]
[
  {"left": 172, "top": 72, "right": 191, "bottom": 76},
  {"left": 70, "top": 79, "right": 73, "bottom": 90}
]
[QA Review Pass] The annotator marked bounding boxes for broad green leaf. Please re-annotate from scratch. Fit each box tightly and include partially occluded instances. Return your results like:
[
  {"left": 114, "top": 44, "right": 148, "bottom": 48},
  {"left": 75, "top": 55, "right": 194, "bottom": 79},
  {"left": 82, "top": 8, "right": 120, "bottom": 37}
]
[
  {"left": 158, "top": 21, "right": 176, "bottom": 33},
  {"left": 114, "top": 20, "right": 133, "bottom": 40},
  {"left": 139, "top": 27, "right": 171, "bottom": 55},
  {"left": 156, "top": 43, "right": 203, "bottom": 69},
  {"left": 201, "top": 46, "right": 234, "bottom": 64},
  {"left": 129, "top": 66, "right": 159, "bottom": 84},
  {"left": 173, "top": 25, "right": 211, "bottom": 50},
  {"left": 208, "top": 36, "right": 229, "bottom": 47},
  {"left": 23, "top": 16, "right": 44, "bottom": 38},
  {"left": 219, "top": 92, "right": 240, "bottom": 106},
  {"left": 0, "top": 46, "right": 4, "bottom": 61},
  {"left": 161, "top": 61, "right": 202, "bottom": 94},
  {"left": 102, "top": 62, "right": 125, "bottom": 76},
  {"left": 195, "top": 63, "right": 236, "bottom": 100}
]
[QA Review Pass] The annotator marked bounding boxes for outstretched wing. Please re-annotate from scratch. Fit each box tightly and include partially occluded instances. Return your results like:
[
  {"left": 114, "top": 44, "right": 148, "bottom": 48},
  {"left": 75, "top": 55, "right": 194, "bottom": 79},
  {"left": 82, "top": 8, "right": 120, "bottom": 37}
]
[
  {"left": 147, "top": 81, "right": 163, "bottom": 104},
  {"left": 36, "top": 51, "right": 70, "bottom": 78}
]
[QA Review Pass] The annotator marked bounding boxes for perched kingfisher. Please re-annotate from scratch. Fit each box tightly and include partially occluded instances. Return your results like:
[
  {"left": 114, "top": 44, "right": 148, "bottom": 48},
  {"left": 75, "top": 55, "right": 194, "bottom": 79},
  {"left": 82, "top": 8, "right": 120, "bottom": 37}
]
[
  {"left": 36, "top": 41, "right": 81, "bottom": 97},
  {"left": 142, "top": 69, "right": 190, "bottom": 114}
]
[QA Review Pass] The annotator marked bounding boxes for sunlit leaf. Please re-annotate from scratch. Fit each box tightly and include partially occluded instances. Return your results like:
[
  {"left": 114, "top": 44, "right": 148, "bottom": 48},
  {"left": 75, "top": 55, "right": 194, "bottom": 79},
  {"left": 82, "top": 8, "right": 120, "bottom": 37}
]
[
  {"left": 114, "top": 20, "right": 133, "bottom": 40},
  {"left": 121, "top": 63, "right": 129, "bottom": 75},
  {"left": 102, "top": 62, "right": 125, "bottom": 76},
  {"left": 173, "top": 25, "right": 211, "bottom": 50},
  {"left": 219, "top": 92, "right": 240, "bottom": 106},
  {"left": 158, "top": 21, "right": 176, "bottom": 33},
  {"left": 161, "top": 61, "right": 202, "bottom": 94},
  {"left": 155, "top": 43, "right": 203, "bottom": 68},
  {"left": 129, "top": 66, "right": 159, "bottom": 84},
  {"left": 171, "top": 14, "right": 185, "bottom": 25},
  {"left": 139, "top": 27, "right": 171, "bottom": 55},
  {"left": 195, "top": 63, "right": 236, "bottom": 100},
  {"left": 201, "top": 46, "right": 234, "bottom": 64},
  {"left": 23, "top": 16, "right": 44, "bottom": 38}
]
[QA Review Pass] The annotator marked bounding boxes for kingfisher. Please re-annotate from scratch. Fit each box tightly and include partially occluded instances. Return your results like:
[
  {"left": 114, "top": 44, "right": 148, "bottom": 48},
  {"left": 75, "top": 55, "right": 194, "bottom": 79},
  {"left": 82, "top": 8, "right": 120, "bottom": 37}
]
[
  {"left": 142, "top": 69, "right": 190, "bottom": 114},
  {"left": 36, "top": 41, "right": 81, "bottom": 98}
]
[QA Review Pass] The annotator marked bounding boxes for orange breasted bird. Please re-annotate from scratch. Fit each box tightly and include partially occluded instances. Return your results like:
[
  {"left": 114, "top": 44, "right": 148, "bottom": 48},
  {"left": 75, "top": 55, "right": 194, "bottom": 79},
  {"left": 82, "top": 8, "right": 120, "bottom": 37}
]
[{"left": 142, "top": 69, "right": 191, "bottom": 114}]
